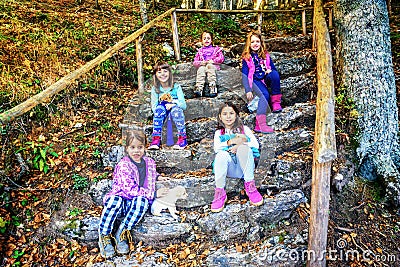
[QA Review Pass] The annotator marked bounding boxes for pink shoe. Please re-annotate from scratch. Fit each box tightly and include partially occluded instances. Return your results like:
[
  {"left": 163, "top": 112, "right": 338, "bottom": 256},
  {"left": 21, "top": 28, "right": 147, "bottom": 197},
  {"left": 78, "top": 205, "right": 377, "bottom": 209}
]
[
  {"left": 211, "top": 188, "right": 227, "bottom": 212},
  {"left": 254, "top": 115, "right": 274, "bottom": 134},
  {"left": 173, "top": 135, "right": 187, "bottom": 149},
  {"left": 244, "top": 181, "right": 263, "bottom": 206},
  {"left": 148, "top": 136, "right": 161, "bottom": 150}
]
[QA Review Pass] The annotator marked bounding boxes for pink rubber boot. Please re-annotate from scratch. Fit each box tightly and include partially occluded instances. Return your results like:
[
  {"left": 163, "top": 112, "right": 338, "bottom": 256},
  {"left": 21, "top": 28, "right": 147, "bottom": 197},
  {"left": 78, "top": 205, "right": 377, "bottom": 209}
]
[
  {"left": 254, "top": 115, "right": 274, "bottom": 134},
  {"left": 244, "top": 180, "right": 264, "bottom": 206},
  {"left": 211, "top": 188, "right": 227, "bottom": 212},
  {"left": 270, "top": 94, "right": 283, "bottom": 113}
]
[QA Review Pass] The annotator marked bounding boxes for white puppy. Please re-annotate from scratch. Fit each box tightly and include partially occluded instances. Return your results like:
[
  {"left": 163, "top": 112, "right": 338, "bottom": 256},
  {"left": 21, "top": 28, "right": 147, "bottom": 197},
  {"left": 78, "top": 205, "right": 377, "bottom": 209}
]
[{"left": 151, "top": 186, "right": 188, "bottom": 219}]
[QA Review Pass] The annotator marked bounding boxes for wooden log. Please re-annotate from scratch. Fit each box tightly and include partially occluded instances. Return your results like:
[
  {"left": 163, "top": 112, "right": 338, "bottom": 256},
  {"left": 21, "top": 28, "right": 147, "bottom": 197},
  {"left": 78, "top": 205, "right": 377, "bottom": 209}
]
[
  {"left": 171, "top": 11, "right": 181, "bottom": 61},
  {"left": 175, "top": 8, "right": 314, "bottom": 13},
  {"left": 136, "top": 37, "right": 144, "bottom": 94},
  {"left": 0, "top": 8, "right": 176, "bottom": 123},
  {"left": 307, "top": 0, "right": 336, "bottom": 266}
]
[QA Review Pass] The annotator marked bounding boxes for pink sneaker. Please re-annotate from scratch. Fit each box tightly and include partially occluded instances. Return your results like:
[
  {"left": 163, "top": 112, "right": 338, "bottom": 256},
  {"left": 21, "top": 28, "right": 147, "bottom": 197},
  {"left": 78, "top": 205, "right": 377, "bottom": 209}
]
[
  {"left": 173, "top": 136, "right": 187, "bottom": 149},
  {"left": 148, "top": 136, "right": 161, "bottom": 150},
  {"left": 211, "top": 188, "right": 227, "bottom": 212},
  {"left": 244, "top": 181, "right": 263, "bottom": 206}
]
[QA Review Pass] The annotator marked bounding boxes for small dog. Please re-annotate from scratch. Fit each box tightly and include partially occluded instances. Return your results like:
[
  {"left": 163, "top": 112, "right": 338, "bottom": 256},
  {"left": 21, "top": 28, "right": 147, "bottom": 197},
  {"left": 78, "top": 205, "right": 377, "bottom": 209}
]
[
  {"left": 151, "top": 186, "right": 188, "bottom": 220},
  {"left": 159, "top": 93, "right": 173, "bottom": 105}
]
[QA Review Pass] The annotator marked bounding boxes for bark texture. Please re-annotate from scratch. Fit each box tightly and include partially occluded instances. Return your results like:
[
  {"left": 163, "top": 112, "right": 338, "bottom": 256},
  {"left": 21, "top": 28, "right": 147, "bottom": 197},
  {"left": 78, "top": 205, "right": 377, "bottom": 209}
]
[
  {"left": 139, "top": 0, "right": 148, "bottom": 24},
  {"left": 335, "top": 0, "right": 400, "bottom": 205}
]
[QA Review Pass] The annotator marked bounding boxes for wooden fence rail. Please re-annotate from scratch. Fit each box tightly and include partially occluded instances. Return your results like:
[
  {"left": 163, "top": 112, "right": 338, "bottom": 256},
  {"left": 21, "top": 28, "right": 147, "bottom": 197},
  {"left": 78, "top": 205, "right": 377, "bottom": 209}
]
[
  {"left": 0, "top": 8, "right": 176, "bottom": 123},
  {"left": 0, "top": 5, "right": 333, "bottom": 124}
]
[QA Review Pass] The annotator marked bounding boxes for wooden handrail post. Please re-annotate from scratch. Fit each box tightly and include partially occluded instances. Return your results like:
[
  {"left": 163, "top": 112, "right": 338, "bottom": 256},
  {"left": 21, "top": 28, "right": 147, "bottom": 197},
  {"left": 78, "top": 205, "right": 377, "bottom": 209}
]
[
  {"left": 171, "top": 10, "right": 181, "bottom": 61},
  {"left": 302, "top": 9, "right": 307, "bottom": 35},
  {"left": 136, "top": 37, "right": 144, "bottom": 94},
  {"left": 307, "top": 0, "right": 336, "bottom": 266},
  {"left": 257, "top": 12, "right": 263, "bottom": 32}
]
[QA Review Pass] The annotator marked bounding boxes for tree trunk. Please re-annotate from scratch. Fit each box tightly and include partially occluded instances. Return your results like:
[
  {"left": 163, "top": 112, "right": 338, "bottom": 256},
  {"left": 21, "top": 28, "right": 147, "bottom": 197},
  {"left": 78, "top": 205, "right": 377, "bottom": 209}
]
[
  {"left": 334, "top": 0, "right": 400, "bottom": 206},
  {"left": 139, "top": 0, "right": 148, "bottom": 24}
]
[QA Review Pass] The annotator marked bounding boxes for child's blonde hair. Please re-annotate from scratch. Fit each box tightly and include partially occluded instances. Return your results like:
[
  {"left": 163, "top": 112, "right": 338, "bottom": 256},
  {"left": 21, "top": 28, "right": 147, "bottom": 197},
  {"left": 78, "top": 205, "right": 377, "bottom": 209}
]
[
  {"left": 153, "top": 62, "right": 173, "bottom": 93},
  {"left": 125, "top": 129, "right": 147, "bottom": 150},
  {"left": 241, "top": 30, "right": 268, "bottom": 61}
]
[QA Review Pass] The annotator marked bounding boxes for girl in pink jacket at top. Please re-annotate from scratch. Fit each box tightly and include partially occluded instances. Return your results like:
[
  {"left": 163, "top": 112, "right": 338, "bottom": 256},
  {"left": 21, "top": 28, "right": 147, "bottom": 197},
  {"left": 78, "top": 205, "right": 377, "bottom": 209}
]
[{"left": 193, "top": 31, "right": 225, "bottom": 97}]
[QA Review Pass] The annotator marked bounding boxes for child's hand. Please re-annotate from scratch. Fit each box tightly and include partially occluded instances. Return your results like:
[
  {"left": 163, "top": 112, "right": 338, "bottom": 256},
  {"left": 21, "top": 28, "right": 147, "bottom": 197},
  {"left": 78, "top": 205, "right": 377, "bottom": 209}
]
[
  {"left": 235, "top": 134, "right": 248, "bottom": 142},
  {"left": 165, "top": 103, "right": 176, "bottom": 110},
  {"left": 200, "top": 61, "right": 207, "bottom": 66},
  {"left": 208, "top": 59, "right": 214, "bottom": 64},
  {"left": 246, "top": 92, "right": 254, "bottom": 101}
]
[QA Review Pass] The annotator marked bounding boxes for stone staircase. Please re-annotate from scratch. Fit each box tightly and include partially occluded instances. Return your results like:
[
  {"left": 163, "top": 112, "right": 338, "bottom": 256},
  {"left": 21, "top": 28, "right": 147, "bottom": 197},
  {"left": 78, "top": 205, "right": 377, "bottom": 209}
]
[{"left": 69, "top": 35, "right": 317, "bottom": 266}]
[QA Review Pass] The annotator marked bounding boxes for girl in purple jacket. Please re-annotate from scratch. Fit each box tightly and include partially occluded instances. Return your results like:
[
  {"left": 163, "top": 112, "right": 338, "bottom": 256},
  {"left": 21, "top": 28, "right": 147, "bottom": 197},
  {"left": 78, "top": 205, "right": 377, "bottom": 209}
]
[
  {"left": 98, "top": 129, "right": 158, "bottom": 258},
  {"left": 242, "top": 31, "right": 283, "bottom": 134},
  {"left": 193, "top": 31, "right": 225, "bottom": 97}
]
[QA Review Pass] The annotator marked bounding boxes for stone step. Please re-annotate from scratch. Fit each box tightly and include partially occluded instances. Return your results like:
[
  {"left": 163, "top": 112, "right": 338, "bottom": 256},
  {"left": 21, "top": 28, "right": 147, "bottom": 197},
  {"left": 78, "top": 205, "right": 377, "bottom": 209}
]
[
  {"left": 66, "top": 189, "right": 306, "bottom": 249},
  {"left": 94, "top": 155, "right": 311, "bottom": 210},
  {"left": 105, "top": 125, "right": 313, "bottom": 176},
  {"left": 120, "top": 102, "right": 315, "bottom": 146},
  {"left": 122, "top": 51, "right": 316, "bottom": 125}
]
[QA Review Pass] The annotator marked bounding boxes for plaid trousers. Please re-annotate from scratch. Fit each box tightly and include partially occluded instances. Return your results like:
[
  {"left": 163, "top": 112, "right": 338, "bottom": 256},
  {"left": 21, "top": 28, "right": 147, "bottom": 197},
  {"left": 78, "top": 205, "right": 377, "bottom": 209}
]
[{"left": 98, "top": 195, "right": 149, "bottom": 236}]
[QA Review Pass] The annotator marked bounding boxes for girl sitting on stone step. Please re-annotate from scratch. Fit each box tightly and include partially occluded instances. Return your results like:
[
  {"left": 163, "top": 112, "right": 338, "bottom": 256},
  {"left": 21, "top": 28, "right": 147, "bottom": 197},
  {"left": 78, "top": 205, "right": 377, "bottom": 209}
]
[
  {"left": 211, "top": 102, "right": 263, "bottom": 213},
  {"left": 241, "top": 30, "right": 283, "bottom": 134},
  {"left": 149, "top": 61, "right": 188, "bottom": 150},
  {"left": 193, "top": 31, "right": 225, "bottom": 97},
  {"left": 98, "top": 129, "right": 160, "bottom": 258}
]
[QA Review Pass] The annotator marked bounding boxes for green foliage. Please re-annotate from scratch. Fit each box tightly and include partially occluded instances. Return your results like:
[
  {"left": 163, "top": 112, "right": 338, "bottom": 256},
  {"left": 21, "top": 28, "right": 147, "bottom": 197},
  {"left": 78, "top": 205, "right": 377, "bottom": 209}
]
[
  {"left": 11, "top": 249, "right": 24, "bottom": 267},
  {"left": 16, "top": 140, "right": 59, "bottom": 174},
  {"left": 68, "top": 207, "right": 82, "bottom": 218},
  {"left": 72, "top": 174, "right": 89, "bottom": 191},
  {"left": 0, "top": 216, "right": 10, "bottom": 233},
  {"left": 335, "top": 86, "right": 359, "bottom": 148}
]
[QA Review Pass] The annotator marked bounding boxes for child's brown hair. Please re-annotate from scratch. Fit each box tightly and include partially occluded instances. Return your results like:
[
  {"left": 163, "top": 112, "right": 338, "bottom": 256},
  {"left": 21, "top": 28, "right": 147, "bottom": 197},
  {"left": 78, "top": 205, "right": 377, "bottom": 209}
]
[
  {"left": 241, "top": 30, "right": 268, "bottom": 61},
  {"left": 153, "top": 62, "right": 173, "bottom": 93},
  {"left": 125, "top": 129, "right": 147, "bottom": 150},
  {"left": 200, "top": 31, "right": 213, "bottom": 43},
  {"left": 217, "top": 102, "right": 245, "bottom": 134}
]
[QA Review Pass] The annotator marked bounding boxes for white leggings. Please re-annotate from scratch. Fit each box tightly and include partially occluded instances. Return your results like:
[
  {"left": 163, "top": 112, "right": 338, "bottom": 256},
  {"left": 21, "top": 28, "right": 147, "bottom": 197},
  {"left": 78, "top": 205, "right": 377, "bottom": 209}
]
[{"left": 214, "top": 144, "right": 255, "bottom": 188}]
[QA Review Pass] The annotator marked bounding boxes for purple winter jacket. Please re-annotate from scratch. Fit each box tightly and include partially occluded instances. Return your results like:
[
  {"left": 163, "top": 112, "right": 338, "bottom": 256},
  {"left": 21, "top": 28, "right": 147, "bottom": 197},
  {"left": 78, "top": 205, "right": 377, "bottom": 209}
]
[
  {"left": 103, "top": 156, "right": 158, "bottom": 204},
  {"left": 242, "top": 52, "right": 274, "bottom": 93},
  {"left": 193, "top": 45, "right": 225, "bottom": 70}
]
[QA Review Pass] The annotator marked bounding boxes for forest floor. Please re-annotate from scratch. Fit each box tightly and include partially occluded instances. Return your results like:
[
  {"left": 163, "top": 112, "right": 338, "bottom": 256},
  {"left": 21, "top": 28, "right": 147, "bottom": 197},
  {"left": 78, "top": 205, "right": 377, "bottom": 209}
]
[{"left": 0, "top": 1, "right": 399, "bottom": 266}]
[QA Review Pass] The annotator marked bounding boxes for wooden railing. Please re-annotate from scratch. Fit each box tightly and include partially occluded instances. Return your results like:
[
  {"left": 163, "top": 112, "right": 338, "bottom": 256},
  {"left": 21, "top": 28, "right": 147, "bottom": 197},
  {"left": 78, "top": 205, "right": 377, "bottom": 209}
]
[
  {"left": 0, "top": 5, "right": 334, "bottom": 124},
  {"left": 306, "top": 0, "right": 336, "bottom": 266}
]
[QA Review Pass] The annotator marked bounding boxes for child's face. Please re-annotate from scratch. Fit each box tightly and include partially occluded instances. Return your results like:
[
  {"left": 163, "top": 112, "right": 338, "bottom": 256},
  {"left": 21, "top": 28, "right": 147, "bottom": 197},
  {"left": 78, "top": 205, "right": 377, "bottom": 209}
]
[
  {"left": 219, "top": 106, "right": 237, "bottom": 129},
  {"left": 126, "top": 138, "right": 145, "bottom": 163},
  {"left": 202, "top": 33, "right": 212, "bottom": 47},
  {"left": 250, "top": 35, "right": 261, "bottom": 52},
  {"left": 155, "top": 68, "right": 170, "bottom": 84}
]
